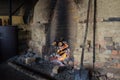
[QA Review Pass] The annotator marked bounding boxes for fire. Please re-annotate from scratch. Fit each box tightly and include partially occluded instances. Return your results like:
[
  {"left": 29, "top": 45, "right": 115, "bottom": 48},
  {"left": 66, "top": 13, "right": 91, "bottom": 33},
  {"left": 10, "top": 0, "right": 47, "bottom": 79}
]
[{"left": 50, "top": 41, "right": 70, "bottom": 66}]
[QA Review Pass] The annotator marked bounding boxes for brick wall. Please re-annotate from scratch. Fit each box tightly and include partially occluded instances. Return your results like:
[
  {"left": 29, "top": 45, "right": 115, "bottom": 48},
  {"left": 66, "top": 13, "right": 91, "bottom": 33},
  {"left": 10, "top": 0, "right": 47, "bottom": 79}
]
[
  {"left": 74, "top": 0, "right": 120, "bottom": 79},
  {"left": 50, "top": 0, "right": 78, "bottom": 51},
  {"left": 28, "top": 0, "right": 120, "bottom": 78},
  {"left": 28, "top": 0, "right": 51, "bottom": 56}
]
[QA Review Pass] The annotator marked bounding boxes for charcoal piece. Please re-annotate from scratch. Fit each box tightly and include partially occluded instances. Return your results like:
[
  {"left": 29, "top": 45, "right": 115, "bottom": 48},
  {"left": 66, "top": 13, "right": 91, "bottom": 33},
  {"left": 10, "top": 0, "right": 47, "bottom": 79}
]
[
  {"left": 54, "top": 70, "right": 74, "bottom": 80},
  {"left": 58, "top": 66, "right": 73, "bottom": 73}
]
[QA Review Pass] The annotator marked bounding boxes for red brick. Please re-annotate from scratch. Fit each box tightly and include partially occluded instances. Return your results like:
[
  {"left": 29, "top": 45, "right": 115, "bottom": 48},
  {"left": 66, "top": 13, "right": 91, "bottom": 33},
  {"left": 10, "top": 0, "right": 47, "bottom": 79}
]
[
  {"left": 112, "top": 50, "right": 118, "bottom": 55},
  {"left": 74, "top": 61, "right": 79, "bottom": 66},
  {"left": 95, "top": 63, "right": 104, "bottom": 68},
  {"left": 112, "top": 63, "right": 120, "bottom": 69},
  {"left": 116, "top": 63, "right": 120, "bottom": 69},
  {"left": 119, "top": 51, "right": 120, "bottom": 54}
]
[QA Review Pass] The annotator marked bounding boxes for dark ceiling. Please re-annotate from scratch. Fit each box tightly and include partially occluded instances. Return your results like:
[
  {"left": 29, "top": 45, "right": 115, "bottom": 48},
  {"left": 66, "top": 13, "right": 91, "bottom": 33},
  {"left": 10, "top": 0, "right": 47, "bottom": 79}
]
[{"left": 0, "top": 0, "right": 38, "bottom": 15}]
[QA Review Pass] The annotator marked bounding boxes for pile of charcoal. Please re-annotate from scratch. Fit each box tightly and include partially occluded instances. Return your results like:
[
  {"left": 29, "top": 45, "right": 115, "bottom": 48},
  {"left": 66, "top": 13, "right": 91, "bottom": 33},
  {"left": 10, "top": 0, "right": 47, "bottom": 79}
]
[
  {"left": 54, "top": 67, "right": 74, "bottom": 80},
  {"left": 8, "top": 51, "right": 74, "bottom": 80},
  {"left": 30, "top": 61, "right": 57, "bottom": 76},
  {"left": 8, "top": 51, "right": 43, "bottom": 64}
]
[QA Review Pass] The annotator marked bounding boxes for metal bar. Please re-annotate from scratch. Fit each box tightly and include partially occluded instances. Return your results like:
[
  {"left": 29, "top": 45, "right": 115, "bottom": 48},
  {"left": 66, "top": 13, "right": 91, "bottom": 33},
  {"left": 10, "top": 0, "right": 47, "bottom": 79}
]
[
  {"left": 12, "top": 2, "right": 25, "bottom": 15},
  {"left": 9, "top": 61, "right": 57, "bottom": 80},
  {"left": 9, "top": 0, "right": 12, "bottom": 25},
  {"left": 80, "top": 0, "right": 91, "bottom": 68},
  {"left": 93, "top": 0, "right": 97, "bottom": 71}
]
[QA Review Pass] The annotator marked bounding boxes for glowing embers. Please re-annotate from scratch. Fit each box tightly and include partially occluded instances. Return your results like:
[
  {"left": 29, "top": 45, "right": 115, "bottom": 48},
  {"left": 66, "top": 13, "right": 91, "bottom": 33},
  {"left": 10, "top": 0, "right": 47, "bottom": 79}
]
[{"left": 50, "top": 40, "right": 73, "bottom": 66}]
